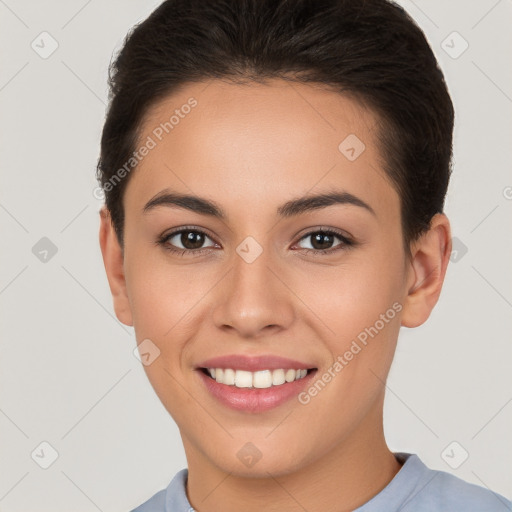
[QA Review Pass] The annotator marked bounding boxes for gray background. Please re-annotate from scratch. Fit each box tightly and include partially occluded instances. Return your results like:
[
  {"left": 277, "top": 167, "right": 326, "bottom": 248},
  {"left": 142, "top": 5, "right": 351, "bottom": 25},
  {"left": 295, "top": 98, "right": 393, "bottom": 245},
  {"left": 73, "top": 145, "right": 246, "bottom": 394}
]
[{"left": 0, "top": 0, "right": 511, "bottom": 510}]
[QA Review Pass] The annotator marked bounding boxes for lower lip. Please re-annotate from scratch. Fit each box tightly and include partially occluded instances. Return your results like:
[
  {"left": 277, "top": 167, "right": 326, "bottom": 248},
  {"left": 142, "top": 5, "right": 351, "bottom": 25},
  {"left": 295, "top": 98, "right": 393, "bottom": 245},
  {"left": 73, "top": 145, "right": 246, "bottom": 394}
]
[{"left": 197, "top": 369, "right": 317, "bottom": 413}]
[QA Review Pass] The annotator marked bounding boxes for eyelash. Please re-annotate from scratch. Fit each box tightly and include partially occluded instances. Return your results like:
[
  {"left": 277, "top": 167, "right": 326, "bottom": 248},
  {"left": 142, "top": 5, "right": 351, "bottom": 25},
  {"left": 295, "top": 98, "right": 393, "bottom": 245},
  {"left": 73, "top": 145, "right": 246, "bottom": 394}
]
[{"left": 156, "top": 225, "right": 355, "bottom": 258}]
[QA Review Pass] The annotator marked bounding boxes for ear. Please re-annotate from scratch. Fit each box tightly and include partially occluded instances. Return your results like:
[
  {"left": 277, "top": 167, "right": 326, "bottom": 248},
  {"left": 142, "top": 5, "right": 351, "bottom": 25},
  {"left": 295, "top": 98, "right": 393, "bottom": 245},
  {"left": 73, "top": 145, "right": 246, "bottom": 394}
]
[
  {"left": 401, "top": 213, "right": 452, "bottom": 328},
  {"left": 98, "top": 206, "right": 133, "bottom": 326}
]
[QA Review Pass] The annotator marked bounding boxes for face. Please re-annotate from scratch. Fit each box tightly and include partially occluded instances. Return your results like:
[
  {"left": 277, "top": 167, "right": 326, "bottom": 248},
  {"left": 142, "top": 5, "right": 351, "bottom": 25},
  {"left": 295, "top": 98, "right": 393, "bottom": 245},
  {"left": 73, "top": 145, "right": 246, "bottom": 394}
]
[{"left": 102, "top": 78, "right": 436, "bottom": 478}]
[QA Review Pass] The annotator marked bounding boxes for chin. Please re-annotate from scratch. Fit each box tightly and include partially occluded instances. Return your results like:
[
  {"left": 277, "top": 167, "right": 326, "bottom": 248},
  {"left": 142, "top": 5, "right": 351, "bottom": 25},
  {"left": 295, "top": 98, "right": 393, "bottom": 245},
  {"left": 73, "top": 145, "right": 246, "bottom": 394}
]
[{"left": 205, "top": 439, "right": 313, "bottom": 479}]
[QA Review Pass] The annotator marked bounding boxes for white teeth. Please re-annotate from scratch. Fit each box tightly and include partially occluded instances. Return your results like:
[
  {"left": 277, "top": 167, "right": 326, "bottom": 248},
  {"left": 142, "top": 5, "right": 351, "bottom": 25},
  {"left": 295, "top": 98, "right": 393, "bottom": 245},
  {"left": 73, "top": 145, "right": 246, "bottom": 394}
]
[
  {"left": 205, "top": 367, "right": 310, "bottom": 388},
  {"left": 272, "top": 369, "right": 286, "bottom": 386},
  {"left": 285, "top": 369, "right": 296, "bottom": 382},
  {"left": 235, "top": 370, "right": 253, "bottom": 388},
  {"left": 223, "top": 368, "right": 235, "bottom": 385},
  {"left": 253, "top": 370, "right": 272, "bottom": 389}
]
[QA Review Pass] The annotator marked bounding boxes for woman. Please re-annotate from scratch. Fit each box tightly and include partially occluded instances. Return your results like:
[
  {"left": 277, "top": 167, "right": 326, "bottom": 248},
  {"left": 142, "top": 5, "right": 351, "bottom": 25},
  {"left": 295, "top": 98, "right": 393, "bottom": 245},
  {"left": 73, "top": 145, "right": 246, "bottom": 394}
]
[{"left": 97, "top": 0, "right": 511, "bottom": 510}]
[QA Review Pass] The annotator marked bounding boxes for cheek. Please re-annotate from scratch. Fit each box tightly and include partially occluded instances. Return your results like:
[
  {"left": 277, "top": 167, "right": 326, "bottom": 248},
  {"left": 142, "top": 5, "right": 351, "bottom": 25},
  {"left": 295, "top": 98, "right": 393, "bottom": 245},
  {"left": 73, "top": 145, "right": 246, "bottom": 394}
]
[
  {"left": 298, "top": 265, "right": 403, "bottom": 439},
  {"left": 124, "top": 252, "right": 203, "bottom": 414},
  {"left": 123, "top": 259, "right": 189, "bottom": 378},
  {"left": 124, "top": 242, "right": 203, "bottom": 330},
  {"left": 299, "top": 246, "right": 404, "bottom": 336},
  {"left": 298, "top": 242, "right": 405, "bottom": 405}
]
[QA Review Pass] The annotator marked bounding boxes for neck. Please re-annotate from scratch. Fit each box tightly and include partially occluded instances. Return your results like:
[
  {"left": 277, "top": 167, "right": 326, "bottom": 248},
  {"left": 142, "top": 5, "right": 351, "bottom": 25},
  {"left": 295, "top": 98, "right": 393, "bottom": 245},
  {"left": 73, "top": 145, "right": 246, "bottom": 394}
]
[{"left": 183, "top": 402, "right": 403, "bottom": 512}]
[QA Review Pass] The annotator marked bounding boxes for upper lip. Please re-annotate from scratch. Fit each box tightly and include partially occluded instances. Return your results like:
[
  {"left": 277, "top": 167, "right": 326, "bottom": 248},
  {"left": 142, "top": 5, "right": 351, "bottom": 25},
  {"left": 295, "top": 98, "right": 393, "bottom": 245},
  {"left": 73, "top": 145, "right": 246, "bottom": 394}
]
[{"left": 196, "top": 354, "right": 317, "bottom": 372}]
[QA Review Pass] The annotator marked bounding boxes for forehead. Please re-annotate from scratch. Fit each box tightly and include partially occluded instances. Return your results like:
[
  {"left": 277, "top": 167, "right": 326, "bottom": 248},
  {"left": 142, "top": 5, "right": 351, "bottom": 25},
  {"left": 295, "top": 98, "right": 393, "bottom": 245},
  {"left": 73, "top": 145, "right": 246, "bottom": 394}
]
[{"left": 124, "top": 79, "right": 399, "bottom": 221}]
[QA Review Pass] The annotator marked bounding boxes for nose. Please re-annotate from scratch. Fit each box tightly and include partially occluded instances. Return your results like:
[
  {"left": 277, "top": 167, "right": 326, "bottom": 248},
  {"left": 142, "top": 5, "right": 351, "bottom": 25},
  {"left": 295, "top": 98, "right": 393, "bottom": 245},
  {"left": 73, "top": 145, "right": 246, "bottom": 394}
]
[{"left": 211, "top": 243, "right": 295, "bottom": 339}]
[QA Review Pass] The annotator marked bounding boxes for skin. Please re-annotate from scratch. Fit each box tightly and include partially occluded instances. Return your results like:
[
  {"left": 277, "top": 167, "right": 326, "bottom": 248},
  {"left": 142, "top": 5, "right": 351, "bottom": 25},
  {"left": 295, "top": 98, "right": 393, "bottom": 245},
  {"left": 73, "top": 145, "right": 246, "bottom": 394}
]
[{"left": 99, "top": 78, "right": 451, "bottom": 512}]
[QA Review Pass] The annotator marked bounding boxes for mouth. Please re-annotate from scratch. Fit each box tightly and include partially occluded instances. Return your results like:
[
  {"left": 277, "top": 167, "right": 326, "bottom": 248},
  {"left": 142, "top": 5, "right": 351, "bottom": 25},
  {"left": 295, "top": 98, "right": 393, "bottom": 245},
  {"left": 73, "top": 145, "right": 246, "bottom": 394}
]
[
  {"left": 197, "top": 367, "right": 318, "bottom": 412},
  {"left": 195, "top": 354, "right": 319, "bottom": 412},
  {"left": 199, "top": 367, "right": 317, "bottom": 388}
]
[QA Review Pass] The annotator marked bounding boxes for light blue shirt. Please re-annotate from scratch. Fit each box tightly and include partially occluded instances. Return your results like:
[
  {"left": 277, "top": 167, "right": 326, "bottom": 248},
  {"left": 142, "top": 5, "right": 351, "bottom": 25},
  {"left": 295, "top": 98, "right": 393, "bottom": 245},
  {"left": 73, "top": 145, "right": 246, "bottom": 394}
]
[{"left": 131, "top": 452, "right": 512, "bottom": 511}]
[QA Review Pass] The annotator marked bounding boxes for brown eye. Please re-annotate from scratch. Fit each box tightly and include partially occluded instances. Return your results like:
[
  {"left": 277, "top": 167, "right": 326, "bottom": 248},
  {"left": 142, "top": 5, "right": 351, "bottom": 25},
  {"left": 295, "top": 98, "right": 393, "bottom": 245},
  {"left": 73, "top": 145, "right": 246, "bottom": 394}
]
[
  {"left": 309, "top": 232, "right": 337, "bottom": 250},
  {"left": 297, "top": 230, "right": 352, "bottom": 253},
  {"left": 159, "top": 228, "right": 217, "bottom": 254},
  {"left": 179, "top": 230, "right": 206, "bottom": 250}
]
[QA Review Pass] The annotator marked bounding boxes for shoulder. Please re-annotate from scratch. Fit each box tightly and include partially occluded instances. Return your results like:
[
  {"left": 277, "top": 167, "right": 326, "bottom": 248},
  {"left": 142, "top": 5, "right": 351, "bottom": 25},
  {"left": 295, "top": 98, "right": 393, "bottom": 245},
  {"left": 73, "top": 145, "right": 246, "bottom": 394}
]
[
  {"left": 129, "top": 468, "right": 190, "bottom": 512},
  {"left": 398, "top": 453, "right": 512, "bottom": 512},
  {"left": 130, "top": 488, "right": 166, "bottom": 512},
  {"left": 419, "top": 468, "right": 511, "bottom": 511}
]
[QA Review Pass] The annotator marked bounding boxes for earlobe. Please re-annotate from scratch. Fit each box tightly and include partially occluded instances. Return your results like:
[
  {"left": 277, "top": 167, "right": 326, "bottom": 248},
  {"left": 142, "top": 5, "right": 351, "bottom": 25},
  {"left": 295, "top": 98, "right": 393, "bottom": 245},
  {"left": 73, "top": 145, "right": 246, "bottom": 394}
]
[
  {"left": 400, "top": 213, "right": 452, "bottom": 328},
  {"left": 98, "top": 207, "right": 134, "bottom": 326}
]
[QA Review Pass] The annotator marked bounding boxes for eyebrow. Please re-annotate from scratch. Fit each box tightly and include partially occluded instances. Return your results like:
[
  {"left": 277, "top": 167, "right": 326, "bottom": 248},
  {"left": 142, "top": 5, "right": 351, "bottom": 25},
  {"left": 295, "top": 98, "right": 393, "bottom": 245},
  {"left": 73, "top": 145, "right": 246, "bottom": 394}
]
[{"left": 142, "top": 189, "right": 376, "bottom": 218}]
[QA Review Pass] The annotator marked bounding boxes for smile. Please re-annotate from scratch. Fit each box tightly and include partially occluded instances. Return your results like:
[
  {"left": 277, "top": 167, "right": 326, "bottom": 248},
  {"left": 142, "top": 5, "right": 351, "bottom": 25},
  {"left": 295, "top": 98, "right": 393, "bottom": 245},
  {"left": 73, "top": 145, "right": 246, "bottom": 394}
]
[{"left": 202, "top": 367, "right": 311, "bottom": 388}]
